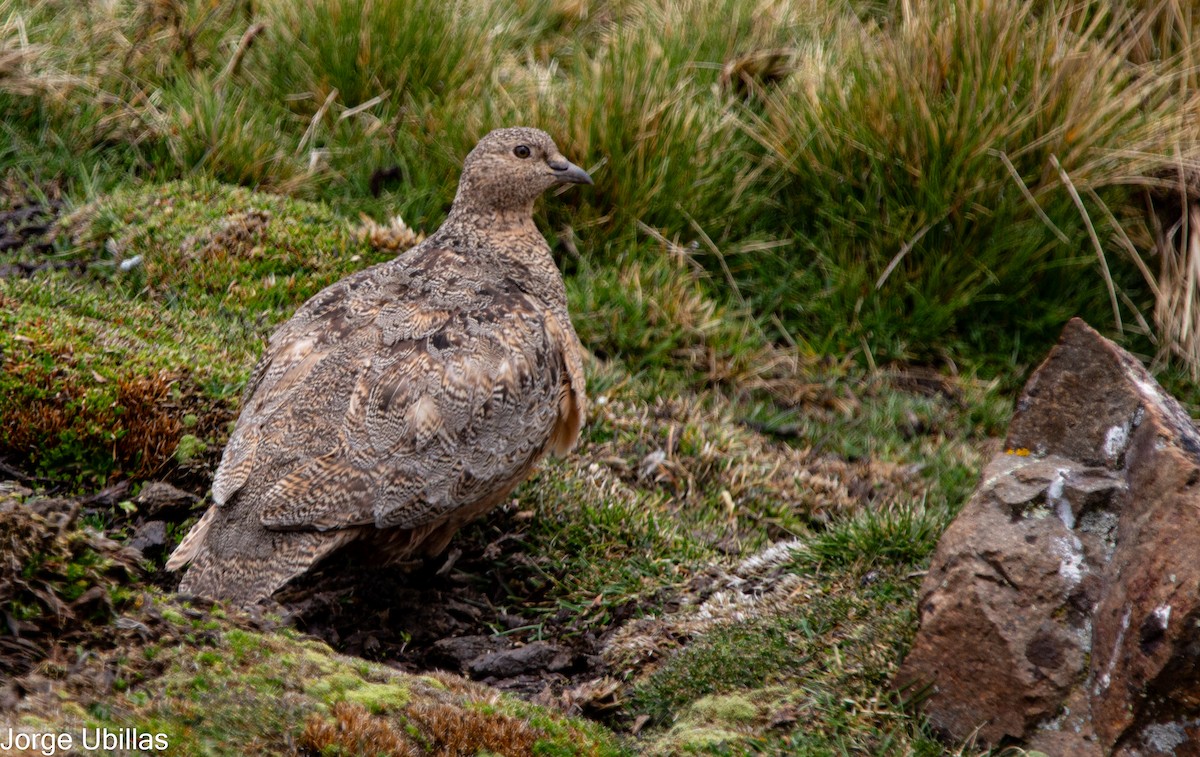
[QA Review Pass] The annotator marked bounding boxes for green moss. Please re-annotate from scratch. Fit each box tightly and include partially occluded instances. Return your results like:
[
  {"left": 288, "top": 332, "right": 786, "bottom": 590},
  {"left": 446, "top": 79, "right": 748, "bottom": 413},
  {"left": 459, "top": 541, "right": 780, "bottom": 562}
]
[
  {"left": 304, "top": 672, "right": 367, "bottom": 701},
  {"left": 688, "top": 695, "right": 759, "bottom": 725},
  {"left": 341, "top": 682, "right": 411, "bottom": 713},
  {"left": 223, "top": 629, "right": 262, "bottom": 660},
  {"left": 0, "top": 179, "right": 398, "bottom": 487},
  {"left": 654, "top": 725, "right": 746, "bottom": 754},
  {"left": 173, "top": 434, "right": 207, "bottom": 464},
  {"left": 24, "top": 608, "right": 624, "bottom": 756}
]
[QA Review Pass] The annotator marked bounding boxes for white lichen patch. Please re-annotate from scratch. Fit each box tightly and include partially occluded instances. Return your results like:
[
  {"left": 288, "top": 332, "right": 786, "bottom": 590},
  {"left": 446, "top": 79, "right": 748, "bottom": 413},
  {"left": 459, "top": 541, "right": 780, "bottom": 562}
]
[
  {"left": 1103, "top": 423, "right": 1130, "bottom": 463},
  {"left": 1027, "top": 504, "right": 1052, "bottom": 520},
  {"left": 1079, "top": 509, "right": 1119, "bottom": 560},
  {"left": 1141, "top": 722, "right": 1188, "bottom": 752},
  {"left": 1051, "top": 535, "right": 1084, "bottom": 585}
]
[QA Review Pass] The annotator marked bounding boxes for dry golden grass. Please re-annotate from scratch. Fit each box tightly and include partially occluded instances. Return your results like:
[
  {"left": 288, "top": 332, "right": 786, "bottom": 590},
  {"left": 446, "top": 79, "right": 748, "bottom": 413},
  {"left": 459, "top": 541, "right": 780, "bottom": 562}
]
[
  {"left": 299, "top": 700, "right": 421, "bottom": 757},
  {"left": 299, "top": 697, "right": 556, "bottom": 757}
]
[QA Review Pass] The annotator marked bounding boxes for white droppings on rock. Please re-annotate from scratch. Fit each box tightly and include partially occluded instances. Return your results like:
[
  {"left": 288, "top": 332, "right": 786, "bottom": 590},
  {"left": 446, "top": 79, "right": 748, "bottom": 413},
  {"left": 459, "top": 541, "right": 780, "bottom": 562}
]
[
  {"left": 1133, "top": 375, "right": 1163, "bottom": 402},
  {"left": 1046, "top": 468, "right": 1074, "bottom": 529},
  {"left": 1097, "top": 608, "right": 1132, "bottom": 694},
  {"left": 1052, "top": 535, "right": 1084, "bottom": 586},
  {"left": 1103, "top": 423, "right": 1129, "bottom": 462},
  {"left": 1152, "top": 604, "right": 1172, "bottom": 631}
]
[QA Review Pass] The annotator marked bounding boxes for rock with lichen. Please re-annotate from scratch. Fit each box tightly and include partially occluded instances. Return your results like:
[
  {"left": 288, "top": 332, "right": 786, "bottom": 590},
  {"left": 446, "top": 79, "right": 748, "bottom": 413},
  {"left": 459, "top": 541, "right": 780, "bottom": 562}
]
[{"left": 896, "top": 318, "right": 1200, "bottom": 755}]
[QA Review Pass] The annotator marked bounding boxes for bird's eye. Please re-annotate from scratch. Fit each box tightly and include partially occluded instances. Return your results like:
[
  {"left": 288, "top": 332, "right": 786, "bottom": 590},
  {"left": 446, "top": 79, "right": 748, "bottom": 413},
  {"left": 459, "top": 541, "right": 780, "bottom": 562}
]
[{"left": 513, "top": 145, "right": 531, "bottom": 159}]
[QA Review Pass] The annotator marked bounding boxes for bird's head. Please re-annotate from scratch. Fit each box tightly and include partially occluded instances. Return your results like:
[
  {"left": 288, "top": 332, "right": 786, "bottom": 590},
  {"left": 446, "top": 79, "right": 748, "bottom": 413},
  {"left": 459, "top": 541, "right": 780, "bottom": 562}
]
[{"left": 451, "top": 127, "right": 592, "bottom": 216}]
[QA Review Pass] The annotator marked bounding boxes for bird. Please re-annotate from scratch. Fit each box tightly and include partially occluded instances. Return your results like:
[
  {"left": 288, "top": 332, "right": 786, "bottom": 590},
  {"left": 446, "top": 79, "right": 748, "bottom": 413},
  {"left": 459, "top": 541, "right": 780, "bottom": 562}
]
[{"left": 166, "top": 127, "right": 592, "bottom": 604}]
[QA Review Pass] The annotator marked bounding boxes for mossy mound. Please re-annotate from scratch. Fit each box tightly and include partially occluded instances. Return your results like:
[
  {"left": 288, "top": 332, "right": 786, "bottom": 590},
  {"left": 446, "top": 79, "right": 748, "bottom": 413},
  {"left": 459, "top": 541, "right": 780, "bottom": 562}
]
[
  {"left": 0, "top": 180, "right": 399, "bottom": 485},
  {"left": 59, "top": 180, "right": 394, "bottom": 318},
  {"left": 6, "top": 592, "right": 624, "bottom": 756}
]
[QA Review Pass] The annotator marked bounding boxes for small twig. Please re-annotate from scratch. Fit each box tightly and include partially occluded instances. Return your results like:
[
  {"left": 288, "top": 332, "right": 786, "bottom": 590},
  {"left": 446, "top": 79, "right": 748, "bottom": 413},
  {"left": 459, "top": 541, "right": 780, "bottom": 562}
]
[
  {"left": 636, "top": 220, "right": 706, "bottom": 278},
  {"left": 770, "top": 313, "right": 798, "bottom": 349},
  {"left": 216, "top": 21, "right": 265, "bottom": 91},
  {"left": 1118, "top": 289, "right": 1156, "bottom": 342},
  {"left": 680, "top": 208, "right": 747, "bottom": 310},
  {"left": 875, "top": 222, "right": 933, "bottom": 290},
  {"left": 859, "top": 334, "right": 877, "bottom": 373},
  {"left": 1087, "top": 187, "right": 1160, "bottom": 300},
  {"left": 339, "top": 91, "right": 389, "bottom": 120},
  {"left": 992, "top": 149, "right": 1069, "bottom": 244},
  {"left": 1175, "top": 145, "right": 1195, "bottom": 349},
  {"left": 15, "top": 12, "right": 29, "bottom": 62},
  {"left": 555, "top": 226, "right": 583, "bottom": 265},
  {"left": 296, "top": 88, "right": 338, "bottom": 156},
  {"left": 1051, "top": 153, "right": 1122, "bottom": 335}
]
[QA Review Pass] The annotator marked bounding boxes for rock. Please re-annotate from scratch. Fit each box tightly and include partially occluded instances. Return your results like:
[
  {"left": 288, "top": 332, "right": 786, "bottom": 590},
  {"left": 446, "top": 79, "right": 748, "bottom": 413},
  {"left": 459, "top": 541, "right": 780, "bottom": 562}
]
[
  {"left": 467, "top": 641, "right": 572, "bottom": 679},
  {"left": 895, "top": 318, "right": 1200, "bottom": 755},
  {"left": 134, "top": 482, "right": 199, "bottom": 517},
  {"left": 128, "top": 520, "right": 167, "bottom": 555},
  {"left": 430, "top": 635, "right": 512, "bottom": 671}
]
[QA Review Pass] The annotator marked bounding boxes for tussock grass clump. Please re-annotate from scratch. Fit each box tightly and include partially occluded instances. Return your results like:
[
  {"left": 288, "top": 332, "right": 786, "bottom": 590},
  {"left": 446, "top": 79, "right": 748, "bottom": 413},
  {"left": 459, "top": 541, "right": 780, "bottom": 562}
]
[
  {"left": 4, "top": 0, "right": 1200, "bottom": 372},
  {"left": 568, "top": 248, "right": 817, "bottom": 401},
  {"left": 747, "top": 0, "right": 1200, "bottom": 367},
  {"left": 258, "top": 0, "right": 504, "bottom": 109},
  {"left": 500, "top": 0, "right": 779, "bottom": 236}
]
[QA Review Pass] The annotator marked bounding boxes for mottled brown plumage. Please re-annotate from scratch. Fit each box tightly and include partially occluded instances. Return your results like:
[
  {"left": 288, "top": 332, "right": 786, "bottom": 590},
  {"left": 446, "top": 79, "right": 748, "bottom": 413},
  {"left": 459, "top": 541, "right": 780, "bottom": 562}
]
[{"left": 167, "top": 127, "right": 591, "bottom": 603}]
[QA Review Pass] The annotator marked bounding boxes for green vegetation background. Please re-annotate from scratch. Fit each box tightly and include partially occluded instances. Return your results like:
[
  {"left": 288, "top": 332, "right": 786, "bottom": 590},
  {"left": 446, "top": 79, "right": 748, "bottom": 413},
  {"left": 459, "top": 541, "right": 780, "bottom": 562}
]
[{"left": 1, "top": 0, "right": 1197, "bottom": 754}]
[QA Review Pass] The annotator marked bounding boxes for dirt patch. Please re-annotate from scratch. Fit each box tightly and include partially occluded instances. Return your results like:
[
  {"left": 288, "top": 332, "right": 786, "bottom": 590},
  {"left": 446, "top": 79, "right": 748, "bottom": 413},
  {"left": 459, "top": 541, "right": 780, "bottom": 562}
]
[
  {"left": 275, "top": 506, "right": 646, "bottom": 721},
  {"left": 0, "top": 475, "right": 636, "bottom": 722}
]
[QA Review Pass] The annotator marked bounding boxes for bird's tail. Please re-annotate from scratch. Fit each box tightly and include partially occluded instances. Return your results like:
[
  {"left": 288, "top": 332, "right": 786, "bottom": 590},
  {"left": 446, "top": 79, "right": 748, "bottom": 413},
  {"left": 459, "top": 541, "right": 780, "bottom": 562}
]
[{"left": 167, "top": 502, "right": 356, "bottom": 605}]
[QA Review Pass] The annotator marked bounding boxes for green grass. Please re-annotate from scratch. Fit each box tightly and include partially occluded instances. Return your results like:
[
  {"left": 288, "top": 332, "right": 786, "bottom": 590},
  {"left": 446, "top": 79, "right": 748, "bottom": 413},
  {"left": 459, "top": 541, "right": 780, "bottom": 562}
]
[
  {"left": 745, "top": 0, "right": 1192, "bottom": 368},
  {"left": 3, "top": 0, "right": 1199, "bottom": 753},
  {"left": 3, "top": 0, "right": 1198, "bottom": 373},
  {"left": 41, "top": 619, "right": 624, "bottom": 756},
  {"left": 0, "top": 160, "right": 1005, "bottom": 757},
  {"left": 629, "top": 570, "right": 945, "bottom": 754}
]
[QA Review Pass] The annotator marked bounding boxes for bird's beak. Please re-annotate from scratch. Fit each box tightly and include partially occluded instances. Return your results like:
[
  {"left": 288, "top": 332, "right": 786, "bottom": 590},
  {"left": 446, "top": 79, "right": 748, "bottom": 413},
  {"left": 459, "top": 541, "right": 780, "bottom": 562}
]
[{"left": 548, "top": 157, "right": 594, "bottom": 186}]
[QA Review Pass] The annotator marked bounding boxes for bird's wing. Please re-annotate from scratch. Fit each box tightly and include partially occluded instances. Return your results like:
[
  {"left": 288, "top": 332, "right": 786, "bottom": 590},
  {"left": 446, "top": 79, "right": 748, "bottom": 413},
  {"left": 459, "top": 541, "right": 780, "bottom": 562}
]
[
  {"left": 209, "top": 260, "right": 428, "bottom": 508},
  {"left": 545, "top": 309, "right": 586, "bottom": 456},
  {"left": 254, "top": 280, "right": 571, "bottom": 532}
]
